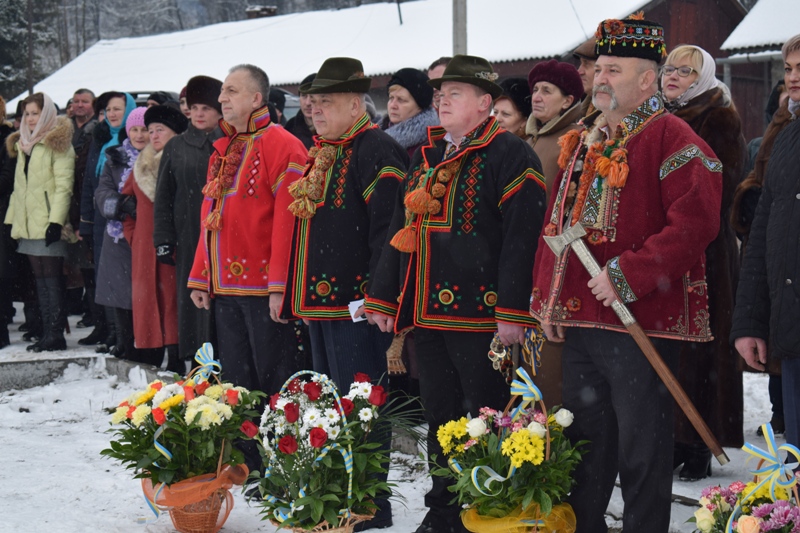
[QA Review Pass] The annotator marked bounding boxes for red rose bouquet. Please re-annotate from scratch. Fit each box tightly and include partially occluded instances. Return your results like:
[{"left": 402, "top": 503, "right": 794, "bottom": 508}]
[{"left": 250, "top": 370, "right": 413, "bottom": 531}]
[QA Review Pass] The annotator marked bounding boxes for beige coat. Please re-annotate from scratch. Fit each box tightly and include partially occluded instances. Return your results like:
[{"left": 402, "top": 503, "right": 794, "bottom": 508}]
[
  {"left": 525, "top": 101, "right": 583, "bottom": 198},
  {"left": 4, "top": 116, "right": 75, "bottom": 239}
]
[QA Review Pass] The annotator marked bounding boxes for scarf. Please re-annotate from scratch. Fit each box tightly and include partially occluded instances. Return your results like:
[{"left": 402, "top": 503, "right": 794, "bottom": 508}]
[
  {"left": 96, "top": 93, "right": 136, "bottom": 178},
  {"left": 384, "top": 106, "right": 440, "bottom": 149},
  {"left": 789, "top": 97, "right": 800, "bottom": 117},
  {"left": 18, "top": 94, "right": 59, "bottom": 156},
  {"left": 664, "top": 47, "right": 719, "bottom": 110},
  {"left": 106, "top": 138, "right": 141, "bottom": 242}
]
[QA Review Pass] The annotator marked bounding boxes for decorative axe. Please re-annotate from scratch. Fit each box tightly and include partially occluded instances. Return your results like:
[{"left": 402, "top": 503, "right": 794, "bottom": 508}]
[{"left": 544, "top": 223, "right": 729, "bottom": 466}]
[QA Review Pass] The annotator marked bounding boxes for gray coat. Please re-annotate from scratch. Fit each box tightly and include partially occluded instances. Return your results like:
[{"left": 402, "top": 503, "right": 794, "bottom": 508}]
[{"left": 95, "top": 144, "right": 134, "bottom": 309}]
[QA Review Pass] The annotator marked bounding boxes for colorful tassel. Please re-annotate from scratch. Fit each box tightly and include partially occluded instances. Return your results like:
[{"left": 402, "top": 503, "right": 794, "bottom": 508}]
[
  {"left": 288, "top": 198, "right": 316, "bottom": 219},
  {"left": 202, "top": 180, "right": 222, "bottom": 199},
  {"left": 404, "top": 188, "right": 432, "bottom": 215},
  {"left": 390, "top": 226, "right": 416, "bottom": 253},
  {"left": 557, "top": 130, "right": 581, "bottom": 170}
]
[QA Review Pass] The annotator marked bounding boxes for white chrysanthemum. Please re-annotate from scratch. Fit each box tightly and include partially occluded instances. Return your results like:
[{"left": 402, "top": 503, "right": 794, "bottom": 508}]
[
  {"left": 152, "top": 383, "right": 183, "bottom": 408},
  {"left": 358, "top": 408, "right": 373, "bottom": 422},
  {"left": 204, "top": 385, "right": 224, "bottom": 400},
  {"left": 111, "top": 406, "right": 128, "bottom": 424},
  {"left": 131, "top": 405, "right": 152, "bottom": 426},
  {"left": 348, "top": 382, "right": 372, "bottom": 400},
  {"left": 323, "top": 408, "right": 341, "bottom": 425},
  {"left": 222, "top": 383, "right": 234, "bottom": 390},
  {"left": 328, "top": 425, "right": 341, "bottom": 440},
  {"left": 276, "top": 398, "right": 289, "bottom": 411},
  {"left": 303, "top": 408, "right": 322, "bottom": 427},
  {"left": 218, "top": 403, "right": 233, "bottom": 421}
]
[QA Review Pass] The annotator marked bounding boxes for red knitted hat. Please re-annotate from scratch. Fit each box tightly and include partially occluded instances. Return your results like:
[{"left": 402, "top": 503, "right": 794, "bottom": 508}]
[{"left": 527, "top": 60, "right": 585, "bottom": 103}]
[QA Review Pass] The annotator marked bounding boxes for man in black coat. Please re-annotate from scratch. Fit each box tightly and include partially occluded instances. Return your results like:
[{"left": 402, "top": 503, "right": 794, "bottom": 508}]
[
  {"left": 153, "top": 76, "right": 223, "bottom": 372},
  {"left": 284, "top": 73, "right": 316, "bottom": 149}
]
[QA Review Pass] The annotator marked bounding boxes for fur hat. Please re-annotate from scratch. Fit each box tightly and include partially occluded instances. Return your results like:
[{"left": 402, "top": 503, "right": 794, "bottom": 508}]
[
  {"left": 144, "top": 104, "right": 189, "bottom": 135},
  {"left": 496, "top": 77, "right": 532, "bottom": 118},
  {"left": 428, "top": 54, "right": 502, "bottom": 99},
  {"left": 269, "top": 88, "right": 286, "bottom": 112},
  {"left": 302, "top": 58, "right": 371, "bottom": 94},
  {"left": 125, "top": 106, "right": 147, "bottom": 136},
  {"left": 527, "top": 60, "right": 585, "bottom": 103},
  {"left": 186, "top": 75, "right": 222, "bottom": 114},
  {"left": 388, "top": 68, "right": 433, "bottom": 109},
  {"left": 594, "top": 16, "right": 667, "bottom": 64}
]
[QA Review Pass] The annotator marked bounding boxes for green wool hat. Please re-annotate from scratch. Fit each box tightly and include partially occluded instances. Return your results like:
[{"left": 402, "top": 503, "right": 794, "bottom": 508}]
[
  {"left": 301, "top": 57, "right": 372, "bottom": 94},
  {"left": 427, "top": 54, "right": 503, "bottom": 99}
]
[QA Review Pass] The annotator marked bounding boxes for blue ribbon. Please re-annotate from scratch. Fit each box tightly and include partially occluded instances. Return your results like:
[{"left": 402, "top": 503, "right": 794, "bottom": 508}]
[
  {"left": 470, "top": 464, "right": 516, "bottom": 497},
  {"left": 191, "top": 343, "right": 221, "bottom": 383},
  {"left": 509, "top": 367, "right": 543, "bottom": 419},
  {"left": 138, "top": 482, "right": 165, "bottom": 523},
  {"left": 725, "top": 423, "right": 800, "bottom": 532}
]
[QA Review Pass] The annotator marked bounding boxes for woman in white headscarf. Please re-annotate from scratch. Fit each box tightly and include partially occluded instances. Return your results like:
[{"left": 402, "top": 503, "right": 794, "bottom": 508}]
[
  {"left": 661, "top": 45, "right": 747, "bottom": 481},
  {"left": 4, "top": 92, "right": 75, "bottom": 352}
]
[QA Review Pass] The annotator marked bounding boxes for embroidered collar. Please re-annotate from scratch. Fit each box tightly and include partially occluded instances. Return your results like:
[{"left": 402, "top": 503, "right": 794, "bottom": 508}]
[
  {"left": 219, "top": 105, "right": 273, "bottom": 137},
  {"left": 425, "top": 116, "right": 499, "bottom": 162},
  {"left": 313, "top": 113, "right": 374, "bottom": 148},
  {"left": 620, "top": 93, "right": 665, "bottom": 138}
]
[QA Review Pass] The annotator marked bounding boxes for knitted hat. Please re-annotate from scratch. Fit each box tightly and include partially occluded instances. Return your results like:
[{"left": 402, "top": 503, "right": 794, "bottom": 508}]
[
  {"left": 388, "top": 68, "right": 433, "bottom": 109},
  {"left": 269, "top": 88, "right": 286, "bottom": 112},
  {"left": 298, "top": 73, "right": 317, "bottom": 95},
  {"left": 186, "top": 75, "right": 222, "bottom": 114},
  {"left": 527, "top": 60, "right": 585, "bottom": 103},
  {"left": 179, "top": 86, "right": 187, "bottom": 99},
  {"left": 594, "top": 15, "right": 667, "bottom": 64},
  {"left": 428, "top": 54, "right": 502, "bottom": 99},
  {"left": 125, "top": 106, "right": 147, "bottom": 136},
  {"left": 302, "top": 58, "right": 371, "bottom": 94},
  {"left": 496, "top": 77, "right": 532, "bottom": 118},
  {"left": 144, "top": 104, "right": 189, "bottom": 135}
]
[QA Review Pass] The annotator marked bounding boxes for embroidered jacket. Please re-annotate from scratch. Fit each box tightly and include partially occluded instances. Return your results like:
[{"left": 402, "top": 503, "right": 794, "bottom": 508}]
[
  {"left": 282, "top": 114, "right": 409, "bottom": 320},
  {"left": 187, "top": 106, "right": 307, "bottom": 296},
  {"left": 531, "top": 95, "right": 723, "bottom": 341},
  {"left": 366, "top": 117, "right": 547, "bottom": 332}
]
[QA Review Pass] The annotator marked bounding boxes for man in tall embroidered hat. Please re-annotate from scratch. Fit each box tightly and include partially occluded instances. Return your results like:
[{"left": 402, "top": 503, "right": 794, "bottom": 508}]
[
  {"left": 187, "top": 65, "right": 310, "bottom": 397},
  {"left": 530, "top": 15, "right": 723, "bottom": 532},
  {"left": 366, "top": 54, "right": 546, "bottom": 533},
  {"left": 280, "top": 57, "right": 408, "bottom": 531}
]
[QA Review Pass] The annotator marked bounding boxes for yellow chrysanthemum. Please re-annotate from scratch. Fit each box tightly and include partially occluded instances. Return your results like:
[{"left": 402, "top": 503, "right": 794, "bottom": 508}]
[
  {"left": 158, "top": 394, "right": 185, "bottom": 412},
  {"left": 134, "top": 387, "right": 158, "bottom": 406},
  {"left": 131, "top": 405, "right": 152, "bottom": 426},
  {"left": 111, "top": 406, "right": 128, "bottom": 424},
  {"left": 437, "top": 417, "right": 469, "bottom": 455},
  {"left": 204, "top": 385, "right": 223, "bottom": 400},
  {"left": 742, "top": 481, "right": 789, "bottom": 503},
  {"left": 501, "top": 430, "right": 545, "bottom": 468}
]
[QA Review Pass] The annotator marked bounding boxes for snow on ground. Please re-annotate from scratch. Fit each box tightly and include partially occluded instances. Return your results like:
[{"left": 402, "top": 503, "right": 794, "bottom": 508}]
[{"left": 0, "top": 311, "right": 783, "bottom": 532}]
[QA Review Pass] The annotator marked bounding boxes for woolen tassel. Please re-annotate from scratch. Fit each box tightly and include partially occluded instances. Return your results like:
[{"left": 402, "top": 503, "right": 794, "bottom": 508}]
[
  {"left": 202, "top": 180, "right": 222, "bottom": 199},
  {"left": 390, "top": 226, "right": 416, "bottom": 253},
  {"left": 594, "top": 156, "right": 611, "bottom": 179},
  {"left": 557, "top": 130, "right": 581, "bottom": 170},
  {"left": 404, "top": 188, "right": 432, "bottom": 215},
  {"left": 614, "top": 162, "right": 629, "bottom": 188},
  {"left": 203, "top": 211, "right": 222, "bottom": 231},
  {"left": 288, "top": 198, "right": 316, "bottom": 219}
]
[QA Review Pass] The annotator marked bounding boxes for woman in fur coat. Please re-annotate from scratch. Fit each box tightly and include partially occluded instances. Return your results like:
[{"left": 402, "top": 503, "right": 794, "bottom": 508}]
[
  {"left": 379, "top": 68, "right": 439, "bottom": 157},
  {"left": 4, "top": 93, "right": 75, "bottom": 352},
  {"left": 662, "top": 44, "right": 746, "bottom": 480},
  {"left": 122, "top": 105, "right": 187, "bottom": 368}
]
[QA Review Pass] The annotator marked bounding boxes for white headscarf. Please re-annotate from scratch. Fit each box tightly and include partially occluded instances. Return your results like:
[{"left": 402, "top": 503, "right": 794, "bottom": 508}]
[
  {"left": 666, "top": 46, "right": 720, "bottom": 108},
  {"left": 18, "top": 93, "right": 58, "bottom": 156}
]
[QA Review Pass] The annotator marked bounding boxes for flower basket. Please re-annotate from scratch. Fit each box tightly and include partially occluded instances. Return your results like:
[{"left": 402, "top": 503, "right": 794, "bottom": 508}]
[
  {"left": 168, "top": 489, "right": 226, "bottom": 533},
  {"left": 270, "top": 510, "right": 374, "bottom": 533},
  {"left": 433, "top": 367, "right": 585, "bottom": 533}
]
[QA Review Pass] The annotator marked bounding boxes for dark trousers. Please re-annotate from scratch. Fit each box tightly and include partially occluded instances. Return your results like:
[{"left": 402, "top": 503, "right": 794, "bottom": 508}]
[
  {"left": 414, "top": 327, "right": 509, "bottom": 529},
  {"left": 561, "top": 327, "right": 679, "bottom": 533},
  {"left": 214, "top": 295, "right": 310, "bottom": 394},
  {"left": 783, "top": 358, "right": 800, "bottom": 451},
  {"left": 307, "top": 319, "right": 393, "bottom": 392}
]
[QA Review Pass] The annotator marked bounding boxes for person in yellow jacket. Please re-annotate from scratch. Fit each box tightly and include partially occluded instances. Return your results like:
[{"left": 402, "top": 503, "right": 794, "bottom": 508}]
[{"left": 5, "top": 92, "right": 75, "bottom": 352}]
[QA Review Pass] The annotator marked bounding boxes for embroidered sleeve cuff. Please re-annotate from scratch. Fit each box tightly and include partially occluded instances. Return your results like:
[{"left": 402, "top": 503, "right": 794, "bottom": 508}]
[
  {"left": 268, "top": 282, "right": 286, "bottom": 294},
  {"left": 187, "top": 278, "right": 208, "bottom": 291},
  {"left": 364, "top": 297, "right": 399, "bottom": 317},
  {"left": 495, "top": 307, "right": 537, "bottom": 326},
  {"left": 606, "top": 255, "right": 638, "bottom": 304}
]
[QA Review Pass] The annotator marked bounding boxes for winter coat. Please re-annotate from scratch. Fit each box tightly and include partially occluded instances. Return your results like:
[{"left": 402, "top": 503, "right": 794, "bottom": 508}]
[
  {"left": 94, "top": 144, "right": 134, "bottom": 309},
  {"left": 731, "top": 117, "right": 800, "bottom": 360},
  {"left": 525, "top": 102, "right": 583, "bottom": 198},
  {"left": 152, "top": 124, "right": 221, "bottom": 359},
  {"left": 187, "top": 105, "right": 308, "bottom": 297},
  {"left": 70, "top": 117, "right": 97, "bottom": 230},
  {"left": 122, "top": 145, "right": 178, "bottom": 349},
  {"left": 380, "top": 106, "right": 440, "bottom": 158},
  {"left": 284, "top": 109, "right": 315, "bottom": 150},
  {"left": 4, "top": 116, "right": 75, "bottom": 240},
  {"left": 0, "top": 123, "right": 18, "bottom": 279},
  {"left": 671, "top": 87, "right": 746, "bottom": 447}
]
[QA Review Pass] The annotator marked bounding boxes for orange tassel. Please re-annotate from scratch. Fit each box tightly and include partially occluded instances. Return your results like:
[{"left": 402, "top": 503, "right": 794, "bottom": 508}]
[
  {"left": 404, "top": 188, "right": 432, "bottom": 215},
  {"left": 594, "top": 156, "right": 611, "bottom": 178},
  {"left": 203, "top": 211, "right": 222, "bottom": 231},
  {"left": 390, "top": 226, "right": 416, "bottom": 253},
  {"left": 557, "top": 130, "right": 581, "bottom": 170},
  {"left": 431, "top": 183, "right": 446, "bottom": 198},
  {"left": 615, "top": 162, "right": 629, "bottom": 188},
  {"left": 607, "top": 161, "right": 620, "bottom": 186},
  {"left": 427, "top": 199, "right": 441, "bottom": 215},
  {"left": 202, "top": 180, "right": 222, "bottom": 199}
]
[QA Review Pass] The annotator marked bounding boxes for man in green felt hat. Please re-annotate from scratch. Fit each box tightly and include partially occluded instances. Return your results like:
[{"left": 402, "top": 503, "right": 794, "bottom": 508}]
[
  {"left": 280, "top": 57, "right": 409, "bottom": 530},
  {"left": 367, "top": 54, "right": 547, "bottom": 533}
]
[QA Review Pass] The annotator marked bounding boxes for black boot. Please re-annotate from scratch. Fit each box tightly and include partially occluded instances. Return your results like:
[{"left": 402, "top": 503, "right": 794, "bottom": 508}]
[
  {"left": 165, "top": 344, "right": 185, "bottom": 375},
  {"left": 96, "top": 307, "right": 116, "bottom": 354},
  {"left": 78, "top": 288, "right": 106, "bottom": 345},
  {"left": 26, "top": 283, "right": 49, "bottom": 351},
  {"left": 33, "top": 277, "right": 67, "bottom": 352},
  {"left": 21, "top": 299, "right": 43, "bottom": 342},
  {"left": 678, "top": 444, "right": 711, "bottom": 482}
]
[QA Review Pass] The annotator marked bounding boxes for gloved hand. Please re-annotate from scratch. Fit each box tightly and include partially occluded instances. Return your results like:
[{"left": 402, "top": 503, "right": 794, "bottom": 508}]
[
  {"left": 45, "top": 223, "right": 63, "bottom": 246},
  {"left": 156, "top": 243, "right": 176, "bottom": 265},
  {"left": 118, "top": 194, "right": 137, "bottom": 220}
]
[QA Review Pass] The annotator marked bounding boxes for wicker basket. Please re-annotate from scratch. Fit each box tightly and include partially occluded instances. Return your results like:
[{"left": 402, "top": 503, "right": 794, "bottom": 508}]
[
  {"left": 270, "top": 511, "right": 374, "bottom": 533},
  {"left": 169, "top": 488, "right": 231, "bottom": 533}
]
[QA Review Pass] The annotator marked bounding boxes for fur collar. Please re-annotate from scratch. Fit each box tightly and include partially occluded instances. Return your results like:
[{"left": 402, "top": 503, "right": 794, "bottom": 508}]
[
  {"left": 526, "top": 101, "right": 583, "bottom": 140},
  {"left": 6, "top": 116, "right": 74, "bottom": 158},
  {"left": 133, "top": 144, "right": 162, "bottom": 202},
  {"left": 384, "top": 107, "right": 440, "bottom": 149}
]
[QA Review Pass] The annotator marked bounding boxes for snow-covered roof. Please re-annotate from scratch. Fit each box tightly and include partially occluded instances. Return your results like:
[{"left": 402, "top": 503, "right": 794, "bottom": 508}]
[
  {"left": 8, "top": 0, "right": 650, "bottom": 108},
  {"left": 721, "top": 0, "right": 797, "bottom": 52}
]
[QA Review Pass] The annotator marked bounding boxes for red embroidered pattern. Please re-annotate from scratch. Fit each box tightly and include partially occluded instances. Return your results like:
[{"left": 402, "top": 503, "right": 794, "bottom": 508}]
[
  {"left": 332, "top": 148, "right": 352, "bottom": 209},
  {"left": 461, "top": 155, "right": 482, "bottom": 234}
]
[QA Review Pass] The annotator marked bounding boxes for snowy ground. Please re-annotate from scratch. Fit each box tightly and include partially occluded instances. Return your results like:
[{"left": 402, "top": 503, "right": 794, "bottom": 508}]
[{"left": 0, "top": 310, "right": 782, "bottom": 532}]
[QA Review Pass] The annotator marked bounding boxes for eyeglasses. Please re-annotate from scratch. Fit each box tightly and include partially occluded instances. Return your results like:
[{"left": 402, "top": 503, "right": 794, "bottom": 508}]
[{"left": 662, "top": 65, "right": 696, "bottom": 78}]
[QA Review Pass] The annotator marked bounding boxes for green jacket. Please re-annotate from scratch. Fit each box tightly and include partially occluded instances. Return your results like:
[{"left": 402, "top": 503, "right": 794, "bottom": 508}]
[{"left": 4, "top": 116, "right": 75, "bottom": 240}]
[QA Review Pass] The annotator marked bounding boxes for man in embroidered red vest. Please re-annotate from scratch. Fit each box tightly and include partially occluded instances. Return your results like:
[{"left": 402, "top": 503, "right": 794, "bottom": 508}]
[
  {"left": 280, "top": 57, "right": 408, "bottom": 531},
  {"left": 188, "top": 64, "right": 309, "bottom": 395},
  {"left": 530, "top": 17, "right": 723, "bottom": 532},
  {"left": 366, "top": 55, "right": 546, "bottom": 533}
]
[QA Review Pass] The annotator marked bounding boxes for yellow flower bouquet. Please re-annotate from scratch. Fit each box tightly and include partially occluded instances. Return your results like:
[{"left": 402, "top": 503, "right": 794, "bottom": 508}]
[{"left": 432, "top": 368, "right": 586, "bottom": 533}]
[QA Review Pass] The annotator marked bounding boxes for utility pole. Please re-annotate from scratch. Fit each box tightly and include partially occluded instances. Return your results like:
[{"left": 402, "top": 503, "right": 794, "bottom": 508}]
[{"left": 453, "top": 0, "right": 467, "bottom": 55}]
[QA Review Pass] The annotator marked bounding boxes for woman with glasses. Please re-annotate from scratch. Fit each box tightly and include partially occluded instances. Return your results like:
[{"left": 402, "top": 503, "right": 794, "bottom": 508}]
[{"left": 661, "top": 44, "right": 746, "bottom": 481}]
